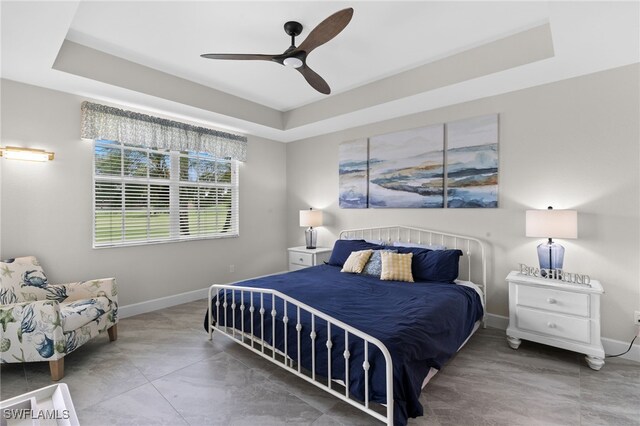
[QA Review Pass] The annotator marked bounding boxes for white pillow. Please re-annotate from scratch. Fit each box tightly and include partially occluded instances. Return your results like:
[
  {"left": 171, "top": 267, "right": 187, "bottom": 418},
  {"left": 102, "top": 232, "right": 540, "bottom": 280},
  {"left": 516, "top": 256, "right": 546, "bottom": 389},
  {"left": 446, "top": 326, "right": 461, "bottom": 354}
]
[
  {"left": 365, "top": 239, "right": 385, "bottom": 245},
  {"left": 392, "top": 241, "right": 446, "bottom": 250}
]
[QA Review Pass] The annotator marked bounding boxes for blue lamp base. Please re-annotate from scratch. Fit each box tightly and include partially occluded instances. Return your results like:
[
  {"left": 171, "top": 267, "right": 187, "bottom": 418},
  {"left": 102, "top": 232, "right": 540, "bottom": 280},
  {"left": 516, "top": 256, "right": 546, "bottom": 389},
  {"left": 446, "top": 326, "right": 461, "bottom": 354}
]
[{"left": 537, "top": 239, "right": 565, "bottom": 275}]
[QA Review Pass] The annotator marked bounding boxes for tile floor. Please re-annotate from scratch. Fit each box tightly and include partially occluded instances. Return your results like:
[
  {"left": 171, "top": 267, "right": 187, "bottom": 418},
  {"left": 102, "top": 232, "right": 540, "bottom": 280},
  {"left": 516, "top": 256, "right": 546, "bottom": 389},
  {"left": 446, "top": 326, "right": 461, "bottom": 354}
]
[{"left": 1, "top": 299, "right": 638, "bottom": 425}]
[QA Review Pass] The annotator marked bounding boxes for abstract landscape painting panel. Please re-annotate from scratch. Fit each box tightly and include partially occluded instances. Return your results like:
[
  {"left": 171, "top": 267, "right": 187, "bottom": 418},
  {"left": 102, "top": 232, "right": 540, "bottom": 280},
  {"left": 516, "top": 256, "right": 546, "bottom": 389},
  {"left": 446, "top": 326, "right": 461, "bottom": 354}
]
[
  {"left": 339, "top": 138, "right": 369, "bottom": 208},
  {"left": 369, "top": 124, "right": 444, "bottom": 208},
  {"left": 446, "top": 114, "right": 498, "bottom": 208}
]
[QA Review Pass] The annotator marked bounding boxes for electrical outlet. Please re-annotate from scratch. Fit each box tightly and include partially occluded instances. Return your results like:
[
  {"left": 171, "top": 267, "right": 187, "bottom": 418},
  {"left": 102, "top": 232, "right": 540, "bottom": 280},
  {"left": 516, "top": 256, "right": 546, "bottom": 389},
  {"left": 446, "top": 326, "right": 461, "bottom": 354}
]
[
  {"left": 229, "top": 264, "right": 235, "bottom": 273},
  {"left": 635, "top": 310, "right": 640, "bottom": 325}
]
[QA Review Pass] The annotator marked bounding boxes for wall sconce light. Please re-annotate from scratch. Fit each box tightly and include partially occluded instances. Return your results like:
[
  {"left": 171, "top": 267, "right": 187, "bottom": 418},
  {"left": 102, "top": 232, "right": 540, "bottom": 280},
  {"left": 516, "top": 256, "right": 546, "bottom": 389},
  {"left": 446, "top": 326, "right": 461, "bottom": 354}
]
[{"left": 0, "top": 146, "right": 55, "bottom": 162}]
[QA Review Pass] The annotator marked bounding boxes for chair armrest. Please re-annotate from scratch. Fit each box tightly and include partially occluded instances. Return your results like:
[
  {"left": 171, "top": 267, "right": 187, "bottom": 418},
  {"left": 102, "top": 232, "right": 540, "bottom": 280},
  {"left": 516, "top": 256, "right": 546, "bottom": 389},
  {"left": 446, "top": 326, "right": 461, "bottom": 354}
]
[
  {"left": 1, "top": 299, "right": 63, "bottom": 334},
  {"left": 48, "top": 278, "right": 118, "bottom": 303},
  {"left": 0, "top": 300, "right": 65, "bottom": 362}
]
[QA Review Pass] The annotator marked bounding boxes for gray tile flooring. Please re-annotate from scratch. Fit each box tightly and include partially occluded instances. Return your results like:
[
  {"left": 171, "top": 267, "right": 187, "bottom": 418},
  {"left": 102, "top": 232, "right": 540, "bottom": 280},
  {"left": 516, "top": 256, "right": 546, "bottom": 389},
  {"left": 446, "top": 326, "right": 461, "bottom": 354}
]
[{"left": 1, "top": 299, "right": 638, "bottom": 425}]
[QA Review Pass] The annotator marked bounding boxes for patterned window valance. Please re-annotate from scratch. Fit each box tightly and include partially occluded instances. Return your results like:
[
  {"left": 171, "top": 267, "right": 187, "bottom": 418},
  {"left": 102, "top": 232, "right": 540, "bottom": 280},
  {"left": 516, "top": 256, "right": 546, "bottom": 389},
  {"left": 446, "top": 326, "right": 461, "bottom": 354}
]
[{"left": 80, "top": 101, "right": 247, "bottom": 162}]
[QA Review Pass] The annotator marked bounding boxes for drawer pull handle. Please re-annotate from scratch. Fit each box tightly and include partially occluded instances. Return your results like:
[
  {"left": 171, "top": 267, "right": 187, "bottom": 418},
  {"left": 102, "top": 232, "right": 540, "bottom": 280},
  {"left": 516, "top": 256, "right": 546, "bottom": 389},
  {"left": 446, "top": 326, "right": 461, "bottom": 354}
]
[
  {"left": 299, "top": 258, "right": 304, "bottom": 262},
  {"left": 547, "top": 298, "right": 557, "bottom": 304},
  {"left": 547, "top": 322, "right": 556, "bottom": 329}
]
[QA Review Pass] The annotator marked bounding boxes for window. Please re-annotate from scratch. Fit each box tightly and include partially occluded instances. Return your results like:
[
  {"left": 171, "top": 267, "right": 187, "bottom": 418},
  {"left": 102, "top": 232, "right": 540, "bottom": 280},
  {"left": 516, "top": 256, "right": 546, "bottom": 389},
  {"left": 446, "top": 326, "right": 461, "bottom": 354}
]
[
  {"left": 93, "top": 140, "right": 239, "bottom": 248},
  {"left": 82, "top": 101, "right": 245, "bottom": 248}
]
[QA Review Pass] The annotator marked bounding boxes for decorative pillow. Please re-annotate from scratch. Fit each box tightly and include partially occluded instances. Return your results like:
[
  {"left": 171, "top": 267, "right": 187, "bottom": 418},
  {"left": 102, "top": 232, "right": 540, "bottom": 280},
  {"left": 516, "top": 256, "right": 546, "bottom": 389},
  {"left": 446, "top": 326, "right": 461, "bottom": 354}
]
[
  {"left": 362, "top": 249, "right": 397, "bottom": 277},
  {"left": 328, "top": 240, "right": 384, "bottom": 267},
  {"left": 341, "top": 250, "right": 374, "bottom": 274},
  {"left": 412, "top": 249, "right": 464, "bottom": 283},
  {"left": 393, "top": 246, "right": 431, "bottom": 272},
  {"left": 380, "top": 252, "right": 414, "bottom": 282},
  {"left": 393, "top": 241, "right": 447, "bottom": 250}
]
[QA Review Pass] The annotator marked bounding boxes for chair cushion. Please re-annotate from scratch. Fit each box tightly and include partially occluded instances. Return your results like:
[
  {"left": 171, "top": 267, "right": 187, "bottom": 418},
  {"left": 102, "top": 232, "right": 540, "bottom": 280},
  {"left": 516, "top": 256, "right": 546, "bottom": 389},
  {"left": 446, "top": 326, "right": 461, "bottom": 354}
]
[
  {"left": 0, "top": 256, "right": 49, "bottom": 304},
  {"left": 60, "top": 297, "right": 112, "bottom": 333}
]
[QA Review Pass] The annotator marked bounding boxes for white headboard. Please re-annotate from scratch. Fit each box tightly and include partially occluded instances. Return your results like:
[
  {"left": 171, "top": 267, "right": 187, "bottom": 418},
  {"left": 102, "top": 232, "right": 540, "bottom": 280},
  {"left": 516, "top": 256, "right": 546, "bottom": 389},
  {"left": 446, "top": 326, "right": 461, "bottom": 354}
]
[{"left": 339, "top": 225, "right": 487, "bottom": 319}]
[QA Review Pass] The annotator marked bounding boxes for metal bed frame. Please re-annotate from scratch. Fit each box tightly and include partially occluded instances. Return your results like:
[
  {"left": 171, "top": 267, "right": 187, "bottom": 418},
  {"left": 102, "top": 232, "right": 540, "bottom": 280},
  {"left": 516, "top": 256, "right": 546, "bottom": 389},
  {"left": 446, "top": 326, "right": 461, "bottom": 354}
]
[{"left": 207, "top": 225, "right": 487, "bottom": 425}]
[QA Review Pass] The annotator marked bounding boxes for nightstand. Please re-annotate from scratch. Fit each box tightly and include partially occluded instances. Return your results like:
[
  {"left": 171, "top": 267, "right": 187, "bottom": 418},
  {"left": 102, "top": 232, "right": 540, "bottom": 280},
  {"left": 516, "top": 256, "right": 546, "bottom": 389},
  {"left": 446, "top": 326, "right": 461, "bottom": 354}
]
[
  {"left": 288, "top": 246, "right": 332, "bottom": 271},
  {"left": 505, "top": 271, "right": 605, "bottom": 370}
]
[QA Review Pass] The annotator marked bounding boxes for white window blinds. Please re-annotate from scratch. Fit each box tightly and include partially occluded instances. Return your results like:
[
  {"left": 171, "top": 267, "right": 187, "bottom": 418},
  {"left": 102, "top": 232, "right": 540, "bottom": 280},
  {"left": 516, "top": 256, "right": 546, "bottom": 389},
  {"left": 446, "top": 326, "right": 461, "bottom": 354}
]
[
  {"left": 83, "top": 102, "right": 244, "bottom": 248},
  {"left": 93, "top": 140, "right": 239, "bottom": 248}
]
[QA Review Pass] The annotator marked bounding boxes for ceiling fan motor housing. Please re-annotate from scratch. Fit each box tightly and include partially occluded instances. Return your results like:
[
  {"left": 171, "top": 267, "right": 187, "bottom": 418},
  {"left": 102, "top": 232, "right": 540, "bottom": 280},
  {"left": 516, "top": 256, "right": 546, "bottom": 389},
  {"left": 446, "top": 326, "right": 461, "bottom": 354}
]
[{"left": 284, "top": 21, "right": 303, "bottom": 38}]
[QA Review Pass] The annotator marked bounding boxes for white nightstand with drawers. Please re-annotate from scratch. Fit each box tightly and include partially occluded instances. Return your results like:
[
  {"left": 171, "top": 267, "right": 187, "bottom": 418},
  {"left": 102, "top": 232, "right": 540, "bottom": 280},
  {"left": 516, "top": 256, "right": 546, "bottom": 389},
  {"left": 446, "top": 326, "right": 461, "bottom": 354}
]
[
  {"left": 288, "top": 246, "right": 332, "bottom": 271},
  {"left": 505, "top": 271, "right": 605, "bottom": 370}
]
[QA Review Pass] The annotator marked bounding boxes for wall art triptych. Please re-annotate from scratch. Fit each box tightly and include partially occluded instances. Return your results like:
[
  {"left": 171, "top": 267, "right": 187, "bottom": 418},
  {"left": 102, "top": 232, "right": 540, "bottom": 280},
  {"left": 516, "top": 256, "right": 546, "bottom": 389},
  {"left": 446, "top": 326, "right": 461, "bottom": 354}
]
[{"left": 339, "top": 114, "right": 498, "bottom": 209}]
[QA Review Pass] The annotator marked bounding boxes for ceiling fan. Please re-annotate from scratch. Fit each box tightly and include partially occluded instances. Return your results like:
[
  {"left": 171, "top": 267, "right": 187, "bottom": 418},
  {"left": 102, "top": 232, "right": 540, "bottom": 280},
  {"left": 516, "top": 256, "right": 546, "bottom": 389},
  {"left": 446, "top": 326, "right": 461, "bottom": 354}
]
[{"left": 201, "top": 8, "right": 354, "bottom": 95}]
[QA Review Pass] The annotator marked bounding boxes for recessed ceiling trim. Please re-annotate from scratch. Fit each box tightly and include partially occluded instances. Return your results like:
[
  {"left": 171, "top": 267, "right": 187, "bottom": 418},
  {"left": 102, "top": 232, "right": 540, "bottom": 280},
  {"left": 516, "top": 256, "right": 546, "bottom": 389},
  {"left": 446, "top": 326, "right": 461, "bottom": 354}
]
[
  {"left": 3, "top": 1, "right": 638, "bottom": 144},
  {"left": 283, "top": 23, "right": 554, "bottom": 130},
  {"left": 52, "top": 40, "right": 284, "bottom": 130},
  {"left": 52, "top": 24, "right": 554, "bottom": 138}
]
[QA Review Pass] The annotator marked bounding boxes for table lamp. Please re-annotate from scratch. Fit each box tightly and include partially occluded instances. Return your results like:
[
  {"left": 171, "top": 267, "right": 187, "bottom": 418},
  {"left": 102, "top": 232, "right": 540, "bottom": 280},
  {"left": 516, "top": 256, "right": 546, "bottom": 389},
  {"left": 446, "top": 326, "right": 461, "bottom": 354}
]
[
  {"left": 299, "top": 208, "right": 323, "bottom": 249},
  {"left": 526, "top": 206, "right": 577, "bottom": 273}
]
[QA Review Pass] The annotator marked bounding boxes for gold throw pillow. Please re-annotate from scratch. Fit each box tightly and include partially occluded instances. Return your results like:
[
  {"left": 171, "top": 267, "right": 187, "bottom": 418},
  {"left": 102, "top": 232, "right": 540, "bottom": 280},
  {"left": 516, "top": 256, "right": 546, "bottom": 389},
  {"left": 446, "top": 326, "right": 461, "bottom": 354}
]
[
  {"left": 380, "top": 251, "right": 414, "bottom": 282},
  {"left": 341, "top": 250, "right": 374, "bottom": 274}
]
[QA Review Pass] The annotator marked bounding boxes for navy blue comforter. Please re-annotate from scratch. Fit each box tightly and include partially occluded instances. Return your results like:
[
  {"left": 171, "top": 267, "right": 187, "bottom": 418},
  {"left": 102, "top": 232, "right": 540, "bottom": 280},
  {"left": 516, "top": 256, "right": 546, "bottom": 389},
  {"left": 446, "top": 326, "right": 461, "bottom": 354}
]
[{"left": 203, "top": 264, "right": 483, "bottom": 425}]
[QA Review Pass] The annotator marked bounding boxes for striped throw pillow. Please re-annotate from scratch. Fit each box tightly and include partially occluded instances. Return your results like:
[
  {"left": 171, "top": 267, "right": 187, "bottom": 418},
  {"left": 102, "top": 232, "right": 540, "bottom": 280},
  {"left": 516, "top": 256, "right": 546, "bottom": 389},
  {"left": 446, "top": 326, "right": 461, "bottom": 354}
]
[
  {"left": 380, "top": 251, "right": 414, "bottom": 282},
  {"left": 341, "top": 250, "right": 374, "bottom": 274}
]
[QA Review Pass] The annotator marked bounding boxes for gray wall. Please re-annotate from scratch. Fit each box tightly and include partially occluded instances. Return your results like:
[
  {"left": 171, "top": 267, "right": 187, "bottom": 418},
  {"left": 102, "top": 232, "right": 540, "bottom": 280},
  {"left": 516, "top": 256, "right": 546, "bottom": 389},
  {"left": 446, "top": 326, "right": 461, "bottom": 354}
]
[
  {"left": 286, "top": 64, "right": 640, "bottom": 342},
  {"left": 0, "top": 79, "right": 288, "bottom": 305},
  {"left": 2, "top": 64, "right": 639, "bottom": 343}
]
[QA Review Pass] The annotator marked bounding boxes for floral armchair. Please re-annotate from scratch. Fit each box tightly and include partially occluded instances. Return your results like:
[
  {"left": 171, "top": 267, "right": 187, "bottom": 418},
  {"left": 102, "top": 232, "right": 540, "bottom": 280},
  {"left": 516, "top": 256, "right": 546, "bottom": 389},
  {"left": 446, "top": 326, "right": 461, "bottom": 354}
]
[{"left": 0, "top": 256, "right": 118, "bottom": 380}]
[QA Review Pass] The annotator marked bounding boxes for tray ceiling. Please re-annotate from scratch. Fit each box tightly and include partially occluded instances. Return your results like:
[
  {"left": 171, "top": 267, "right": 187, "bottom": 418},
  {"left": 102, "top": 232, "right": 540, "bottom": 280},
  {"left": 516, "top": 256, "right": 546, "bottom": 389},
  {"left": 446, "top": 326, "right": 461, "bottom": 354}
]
[{"left": 2, "top": 1, "right": 638, "bottom": 142}]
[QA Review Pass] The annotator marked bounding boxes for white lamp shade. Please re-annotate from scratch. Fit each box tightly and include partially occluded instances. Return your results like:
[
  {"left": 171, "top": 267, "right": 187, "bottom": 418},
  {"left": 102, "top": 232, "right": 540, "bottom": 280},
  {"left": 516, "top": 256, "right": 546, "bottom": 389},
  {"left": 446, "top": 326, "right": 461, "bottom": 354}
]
[
  {"left": 300, "top": 209, "right": 323, "bottom": 227},
  {"left": 526, "top": 209, "right": 577, "bottom": 239}
]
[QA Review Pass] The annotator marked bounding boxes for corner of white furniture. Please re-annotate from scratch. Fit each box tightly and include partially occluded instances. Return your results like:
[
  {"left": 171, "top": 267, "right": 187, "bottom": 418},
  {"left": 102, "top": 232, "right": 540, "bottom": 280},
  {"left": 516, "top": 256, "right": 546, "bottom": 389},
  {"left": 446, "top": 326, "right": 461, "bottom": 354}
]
[
  {"left": 0, "top": 383, "right": 79, "bottom": 426},
  {"left": 505, "top": 271, "right": 605, "bottom": 370},
  {"left": 287, "top": 246, "right": 332, "bottom": 271}
]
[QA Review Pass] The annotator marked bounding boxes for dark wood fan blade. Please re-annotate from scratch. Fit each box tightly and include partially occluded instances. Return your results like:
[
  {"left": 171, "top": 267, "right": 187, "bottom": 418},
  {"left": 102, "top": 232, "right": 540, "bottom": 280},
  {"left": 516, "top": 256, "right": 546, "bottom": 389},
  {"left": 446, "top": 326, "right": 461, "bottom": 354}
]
[
  {"left": 297, "top": 65, "right": 331, "bottom": 94},
  {"left": 297, "top": 8, "right": 353, "bottom": 54},
  {"left": 201, "top": 53, "right": 277, "bottom": 61}
]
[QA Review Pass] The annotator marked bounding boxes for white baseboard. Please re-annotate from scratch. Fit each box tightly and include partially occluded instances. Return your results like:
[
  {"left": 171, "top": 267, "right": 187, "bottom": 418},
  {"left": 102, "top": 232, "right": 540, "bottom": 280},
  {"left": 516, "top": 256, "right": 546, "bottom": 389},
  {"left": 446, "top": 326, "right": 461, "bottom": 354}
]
[
  {"left": 486, "top": 313, "right": 509, "bottom": 329},
  {"left": 485, "top": 313, "right": 639, "bottom": 363},
  {"left": 118, "top": 287, "right": 209, "bottom": 319},
  {"left": 601, "top": 335, "right": 640, "bottom": 362},
  {"left": 116, "top": 270, "right": 288, "bottom": 319}
]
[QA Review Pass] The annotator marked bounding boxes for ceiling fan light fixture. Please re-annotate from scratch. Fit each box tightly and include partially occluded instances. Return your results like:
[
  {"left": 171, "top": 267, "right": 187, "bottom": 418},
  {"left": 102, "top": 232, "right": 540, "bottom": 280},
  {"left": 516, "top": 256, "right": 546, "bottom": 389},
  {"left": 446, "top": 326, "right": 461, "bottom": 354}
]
[{"left": 283, "top": 57, "right": 304, "bottom": 68}]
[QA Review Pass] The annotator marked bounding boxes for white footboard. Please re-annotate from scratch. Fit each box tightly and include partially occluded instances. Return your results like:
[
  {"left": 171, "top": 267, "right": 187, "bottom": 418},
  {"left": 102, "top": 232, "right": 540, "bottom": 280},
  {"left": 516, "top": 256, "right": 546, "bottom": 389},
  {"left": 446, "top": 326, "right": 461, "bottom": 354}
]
[{"left": 207, "top": 284, "right": 394, "bottom": 425}]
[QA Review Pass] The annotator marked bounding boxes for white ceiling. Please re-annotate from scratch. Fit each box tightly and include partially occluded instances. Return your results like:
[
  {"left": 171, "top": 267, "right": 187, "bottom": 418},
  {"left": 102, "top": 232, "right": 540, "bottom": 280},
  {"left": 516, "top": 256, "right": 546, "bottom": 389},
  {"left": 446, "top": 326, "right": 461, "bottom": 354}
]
[
  {"left": 66, "top": 1, "right": 551, "bottom": 111},
  {"left": 1, "top": 1, "right": 639, "bottom": 142}
]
